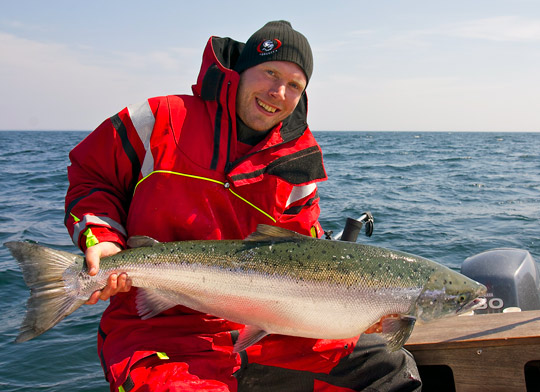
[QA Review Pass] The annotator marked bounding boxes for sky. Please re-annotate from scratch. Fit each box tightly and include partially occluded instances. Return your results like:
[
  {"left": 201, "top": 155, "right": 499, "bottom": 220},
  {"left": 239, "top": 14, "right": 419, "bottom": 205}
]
[{"left": 1, "top": 0, "right": 539, "bottom": 132}]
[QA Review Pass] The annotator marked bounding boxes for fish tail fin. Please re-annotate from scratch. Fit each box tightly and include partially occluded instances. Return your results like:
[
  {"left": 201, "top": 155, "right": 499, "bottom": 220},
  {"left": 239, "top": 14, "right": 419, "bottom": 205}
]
[{"left": 4, "top": 241, "right": 86, "bottom": 343}]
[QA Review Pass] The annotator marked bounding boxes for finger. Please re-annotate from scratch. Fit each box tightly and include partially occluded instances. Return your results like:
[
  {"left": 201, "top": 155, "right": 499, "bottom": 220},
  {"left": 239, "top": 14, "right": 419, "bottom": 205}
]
[
  {"left": 124, "top": 277, "right": 133, "bottom": 292},
  {"left": 99, "top": 273, "right": 118, "bottom": 301},
  {"left": 85, "top": 290, "right": 101, "bottom": 305},
  {"left": 108, "top": 272, "right": 119, "bottom": 289},
  {"left": 85, "top": 246, "right": 101, "bottom": 276},
  {"left": 116, "top": 273, "right": 129, "bottom": 291},
  {"left": 119, "top": 274, "right": 132, "bottom": 293}
]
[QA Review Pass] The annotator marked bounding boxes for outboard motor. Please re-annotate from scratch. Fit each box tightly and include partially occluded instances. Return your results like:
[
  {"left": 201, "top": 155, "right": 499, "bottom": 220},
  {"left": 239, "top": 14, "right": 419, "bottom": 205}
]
[{"left": 461, "top": 248, "right": 540, "bottom": 313}]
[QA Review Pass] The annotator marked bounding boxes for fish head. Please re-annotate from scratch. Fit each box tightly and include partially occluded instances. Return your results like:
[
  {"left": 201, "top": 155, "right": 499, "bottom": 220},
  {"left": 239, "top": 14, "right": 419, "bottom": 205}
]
[{"left": 415, "top": 268, "right": 487, "bottom": 323}]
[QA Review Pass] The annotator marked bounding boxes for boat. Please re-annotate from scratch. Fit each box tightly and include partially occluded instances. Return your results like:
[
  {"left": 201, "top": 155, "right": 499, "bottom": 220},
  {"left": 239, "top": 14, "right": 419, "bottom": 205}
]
[{"left": 338, "top": 215, "right": 540, "bottom": 392}]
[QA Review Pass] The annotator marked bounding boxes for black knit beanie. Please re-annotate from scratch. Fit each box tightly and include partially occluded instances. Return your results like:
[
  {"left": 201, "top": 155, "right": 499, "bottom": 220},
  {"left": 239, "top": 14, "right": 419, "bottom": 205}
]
[{"left": 234, "top": 20, "right": 313, "bottom": 83}]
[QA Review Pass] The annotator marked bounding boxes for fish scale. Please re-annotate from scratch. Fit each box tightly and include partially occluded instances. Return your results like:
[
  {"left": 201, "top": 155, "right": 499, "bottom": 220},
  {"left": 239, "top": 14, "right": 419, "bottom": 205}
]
[{"left": 5, "top": 224, "right": 486, "bottom": 351}]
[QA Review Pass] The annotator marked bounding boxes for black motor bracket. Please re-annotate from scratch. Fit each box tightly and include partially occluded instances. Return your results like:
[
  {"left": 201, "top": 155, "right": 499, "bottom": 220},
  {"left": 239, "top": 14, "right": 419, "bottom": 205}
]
[{"left": 333, "top": 212, "right": 374, "bottom": 242}]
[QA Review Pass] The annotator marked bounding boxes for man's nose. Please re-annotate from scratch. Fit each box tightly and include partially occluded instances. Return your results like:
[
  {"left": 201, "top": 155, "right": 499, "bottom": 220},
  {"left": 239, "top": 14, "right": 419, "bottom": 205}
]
[{"left": 269, "top": 82, "right": 286, "bottom": 100}]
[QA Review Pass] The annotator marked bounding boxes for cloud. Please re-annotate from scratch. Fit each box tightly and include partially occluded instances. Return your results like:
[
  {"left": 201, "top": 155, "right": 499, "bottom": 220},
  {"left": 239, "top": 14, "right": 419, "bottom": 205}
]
[
  {"left": 0, "top": 32, "right": 199, "bottom": 130},
  {"left": 355, "top": 16, "right": 540, "bottom": 50},
  {"left": 440, "top": 16, "right": 540, "bottom": 42},
  {"left": 0, "top": 18, "right": 51, "bottom": 32}
]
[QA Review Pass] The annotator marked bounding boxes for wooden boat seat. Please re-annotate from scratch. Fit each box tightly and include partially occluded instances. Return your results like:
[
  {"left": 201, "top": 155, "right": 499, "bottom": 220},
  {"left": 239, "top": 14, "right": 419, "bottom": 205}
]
[{"left": 405, "top": 310, "right": 540, "bottom": 391}]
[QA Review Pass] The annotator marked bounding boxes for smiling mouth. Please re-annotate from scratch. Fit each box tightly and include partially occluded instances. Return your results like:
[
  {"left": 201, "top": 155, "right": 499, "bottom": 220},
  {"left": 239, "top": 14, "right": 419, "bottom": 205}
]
[{"left": 257, "top": 98, "right": 278, "bottom": 114}]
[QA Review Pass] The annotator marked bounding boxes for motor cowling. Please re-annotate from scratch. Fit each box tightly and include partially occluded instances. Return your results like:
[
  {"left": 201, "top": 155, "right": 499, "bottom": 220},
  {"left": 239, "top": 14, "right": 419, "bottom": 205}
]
[{"left": 461, "top": 248, "right": 540, "bottom": 313}]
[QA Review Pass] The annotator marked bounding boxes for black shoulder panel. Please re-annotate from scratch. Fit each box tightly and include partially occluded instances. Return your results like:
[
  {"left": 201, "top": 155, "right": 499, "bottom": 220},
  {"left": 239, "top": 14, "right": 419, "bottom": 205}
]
[{"left": 230, "top": 145, "right": 325, "bottom": 185}]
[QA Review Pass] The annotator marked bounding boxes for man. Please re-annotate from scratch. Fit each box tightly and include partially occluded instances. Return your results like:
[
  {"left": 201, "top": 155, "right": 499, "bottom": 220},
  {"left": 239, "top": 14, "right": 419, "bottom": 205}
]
[{"left": 65, "top": 21, "right": 421, "bottom": 391}]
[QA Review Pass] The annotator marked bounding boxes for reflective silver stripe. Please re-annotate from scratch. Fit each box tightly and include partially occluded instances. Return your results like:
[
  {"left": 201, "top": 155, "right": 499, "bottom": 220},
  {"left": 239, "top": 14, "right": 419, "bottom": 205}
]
[
  {"left": 285, "top": 183, "right": 317, "bottom": 208},
  {"left": 127, "top": 100, "right": 155, "bottom": 177},
  {"left": 71, "top": 215, "right": 127, "bottom": 244}
]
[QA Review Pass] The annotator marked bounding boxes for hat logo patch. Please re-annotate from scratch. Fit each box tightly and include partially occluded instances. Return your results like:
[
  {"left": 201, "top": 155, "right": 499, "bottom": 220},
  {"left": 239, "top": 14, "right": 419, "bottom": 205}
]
[{"left": 257, "top": 39, "right": 282, "bottom": 55}]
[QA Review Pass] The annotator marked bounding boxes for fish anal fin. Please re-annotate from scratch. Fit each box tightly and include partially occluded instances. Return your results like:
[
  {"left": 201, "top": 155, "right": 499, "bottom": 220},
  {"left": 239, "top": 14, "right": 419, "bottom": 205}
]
[
  {"left": 127, "top": 236, "right": 161, "bottom": 249},
  {"left": 232, "top": 325, "right": 269, "bottom": 353},
  {"left": 245, "top": 224, "right": 309, "bottom": 242},
  {"left": 136, "top": 288, "right": 178, "bottom": 319}
]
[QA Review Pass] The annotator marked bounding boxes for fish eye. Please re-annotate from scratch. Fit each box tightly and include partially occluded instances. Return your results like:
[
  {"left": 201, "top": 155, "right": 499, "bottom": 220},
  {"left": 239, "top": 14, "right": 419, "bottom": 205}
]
[{"left": 458, "top": 294, "right": 468, "bottom": 303}]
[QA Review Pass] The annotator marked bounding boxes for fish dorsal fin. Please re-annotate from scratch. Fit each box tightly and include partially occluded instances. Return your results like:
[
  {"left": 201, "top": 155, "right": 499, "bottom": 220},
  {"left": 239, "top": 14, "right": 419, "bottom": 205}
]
[
  {"left": 245, "top": 224, "right": 309, "bottom": 242},
  {"left": 127, "top": 235, "right": 161, "bottom": 249}
]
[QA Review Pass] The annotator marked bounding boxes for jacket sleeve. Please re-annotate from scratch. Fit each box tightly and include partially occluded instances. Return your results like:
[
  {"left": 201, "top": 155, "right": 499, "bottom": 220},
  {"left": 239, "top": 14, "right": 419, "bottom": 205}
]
[
  {"left": 65, "top": 106, "right": 147, "bottom": 252},
  {"left": 276, "top": 183, "right": 325, "bottom": 238}
]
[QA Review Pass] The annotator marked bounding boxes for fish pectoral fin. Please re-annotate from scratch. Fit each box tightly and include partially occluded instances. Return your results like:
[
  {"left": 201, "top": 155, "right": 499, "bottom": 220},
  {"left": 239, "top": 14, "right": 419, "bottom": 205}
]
[
  {"left": 378, "top": 314, "right": 416, "bottom": 352},
  {"left": 233, "top": 325, "right": 269, "bottom": 353},
  {"left": 136, "top": 288, "right": 178, "bottom": 319},
  {"left": 127, "top": 235, "right": 161, "bottom": 248},
  {"left": 364, "top": 314, "right": 416, "bottom": 351},
  {"left": 245, "top": 224, "right": 309, "bottom": 242}
]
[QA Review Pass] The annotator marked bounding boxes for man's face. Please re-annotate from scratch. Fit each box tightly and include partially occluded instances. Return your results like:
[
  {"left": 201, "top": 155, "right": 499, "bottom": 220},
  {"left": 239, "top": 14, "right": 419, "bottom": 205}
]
[{"left": 236, "top": 61, "right": 307, "bottom": 132}]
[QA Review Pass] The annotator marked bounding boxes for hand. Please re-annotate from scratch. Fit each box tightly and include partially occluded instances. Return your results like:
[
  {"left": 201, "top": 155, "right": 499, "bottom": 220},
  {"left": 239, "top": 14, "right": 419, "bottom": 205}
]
[{"left": 85, "top": 242, "right": 132, "bottom": 305}]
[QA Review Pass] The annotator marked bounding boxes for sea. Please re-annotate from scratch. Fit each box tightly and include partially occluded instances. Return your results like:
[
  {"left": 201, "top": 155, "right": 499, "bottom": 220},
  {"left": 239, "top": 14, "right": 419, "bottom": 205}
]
[{"left": 0, "top": 130, "right": 539, "bottom": 391}]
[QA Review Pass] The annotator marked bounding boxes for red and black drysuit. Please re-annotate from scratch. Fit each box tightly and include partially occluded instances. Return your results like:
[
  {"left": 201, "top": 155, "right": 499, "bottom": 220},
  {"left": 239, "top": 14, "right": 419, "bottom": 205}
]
[{"left": 65, "top": 36, "right": 421, "bottom": 392}]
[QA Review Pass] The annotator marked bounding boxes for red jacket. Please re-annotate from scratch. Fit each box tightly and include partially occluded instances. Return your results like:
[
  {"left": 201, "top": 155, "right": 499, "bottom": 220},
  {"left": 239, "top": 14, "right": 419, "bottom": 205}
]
[{"left": 65, "top": 36, "right": 358, "bottom": 391}]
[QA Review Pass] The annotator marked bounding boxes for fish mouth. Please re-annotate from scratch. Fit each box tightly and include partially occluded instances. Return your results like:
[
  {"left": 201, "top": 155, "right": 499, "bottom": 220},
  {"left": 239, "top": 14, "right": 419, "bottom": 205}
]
[{"left": 458, "top": 297, "right": 487, "bottom": 314}]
